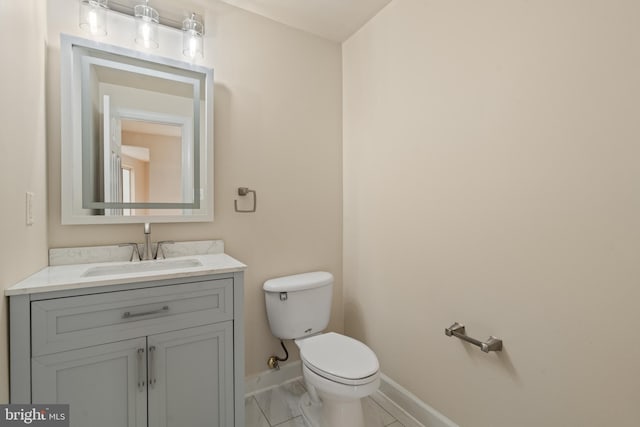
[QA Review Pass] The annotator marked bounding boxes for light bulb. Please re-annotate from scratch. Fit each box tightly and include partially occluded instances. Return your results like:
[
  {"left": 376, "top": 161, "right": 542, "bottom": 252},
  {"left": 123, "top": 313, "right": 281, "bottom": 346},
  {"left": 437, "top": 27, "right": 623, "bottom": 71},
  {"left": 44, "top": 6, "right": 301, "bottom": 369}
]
[
  {"left": 80, "top": 0, "right": 108, "bottom": 36},
  {"left": 188, "top": 36, "right": 197, "bottom": 58},
  {"left": 142, "top": 22, "right": 151, "bottom": 47},
  {"left": 88, "top": 9, "right": 98, "bottom": 34},
  {"left": 182, "top": 14, "right": 204, "bottom": 59},
  {"left": 134, "top": 2, "right": 159, "bottom": 49}
]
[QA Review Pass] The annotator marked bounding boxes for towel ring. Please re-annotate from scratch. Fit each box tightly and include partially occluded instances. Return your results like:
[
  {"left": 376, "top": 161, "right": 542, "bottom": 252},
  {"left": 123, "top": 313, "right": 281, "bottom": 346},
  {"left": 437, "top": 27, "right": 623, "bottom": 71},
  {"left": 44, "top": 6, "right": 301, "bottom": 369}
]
[{"left": 234, "top": 187, "right": 257, "bottom": 213}]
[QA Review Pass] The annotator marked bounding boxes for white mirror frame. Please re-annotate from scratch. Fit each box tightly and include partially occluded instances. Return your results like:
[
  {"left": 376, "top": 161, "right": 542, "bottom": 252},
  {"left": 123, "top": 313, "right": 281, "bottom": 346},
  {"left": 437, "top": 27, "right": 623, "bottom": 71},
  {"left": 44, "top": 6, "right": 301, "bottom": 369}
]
[{"left": 60, "top": 34, "right": 214, "bottom": 224}]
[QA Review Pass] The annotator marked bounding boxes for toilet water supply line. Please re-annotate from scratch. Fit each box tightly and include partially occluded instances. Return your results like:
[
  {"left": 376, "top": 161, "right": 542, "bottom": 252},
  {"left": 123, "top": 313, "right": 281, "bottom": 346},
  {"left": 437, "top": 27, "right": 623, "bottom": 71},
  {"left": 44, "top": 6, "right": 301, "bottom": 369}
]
[{"left": 267, "top": 340, "right": 289, "bottom": 369}]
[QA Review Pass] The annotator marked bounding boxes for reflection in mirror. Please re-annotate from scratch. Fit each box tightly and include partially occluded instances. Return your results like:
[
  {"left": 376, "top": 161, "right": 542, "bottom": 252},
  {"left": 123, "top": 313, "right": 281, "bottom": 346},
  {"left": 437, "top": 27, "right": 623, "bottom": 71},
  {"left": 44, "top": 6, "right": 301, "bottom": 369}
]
[
  {"left": 61, "top": 35, "right": 214, "bottom": 224},
  {"left": 82, "top": 49, "right": 199, "bottom": 211},
  {"left": 118, "top": 120, "right": 187, "bottom": 216}
]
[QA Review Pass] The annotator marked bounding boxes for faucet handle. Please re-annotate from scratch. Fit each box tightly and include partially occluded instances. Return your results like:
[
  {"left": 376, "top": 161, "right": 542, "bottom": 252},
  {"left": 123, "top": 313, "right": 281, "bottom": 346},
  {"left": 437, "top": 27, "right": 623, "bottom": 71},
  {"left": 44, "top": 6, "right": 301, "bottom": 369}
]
[
  {"left": 119, "top": 243, "right": 142, "bottom": 262},
  {"left": 154, "top": 241, "right": 175, "bottom": 260}
]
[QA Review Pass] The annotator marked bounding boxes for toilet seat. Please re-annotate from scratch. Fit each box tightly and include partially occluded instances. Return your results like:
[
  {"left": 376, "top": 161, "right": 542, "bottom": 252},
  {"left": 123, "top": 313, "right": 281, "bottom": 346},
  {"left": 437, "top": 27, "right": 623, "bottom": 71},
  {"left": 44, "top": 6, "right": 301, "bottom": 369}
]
[{"left": 296, "top": 332, "right": 379, "bottom": 386}]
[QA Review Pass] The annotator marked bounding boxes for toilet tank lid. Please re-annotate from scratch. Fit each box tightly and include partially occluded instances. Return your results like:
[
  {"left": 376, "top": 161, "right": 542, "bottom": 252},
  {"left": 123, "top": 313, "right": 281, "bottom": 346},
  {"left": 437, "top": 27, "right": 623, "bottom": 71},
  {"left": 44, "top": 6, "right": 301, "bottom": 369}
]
[{"left": 263, "top": 271, "right": 333, "bottom": 292}]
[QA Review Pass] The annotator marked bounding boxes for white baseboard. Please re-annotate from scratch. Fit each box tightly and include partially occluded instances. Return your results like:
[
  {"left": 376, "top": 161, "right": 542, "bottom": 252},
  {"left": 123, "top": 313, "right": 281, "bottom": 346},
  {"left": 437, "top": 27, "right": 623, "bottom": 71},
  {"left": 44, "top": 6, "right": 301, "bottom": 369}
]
[
  {"left": 244, "top": 360, "right": 302, "bottom": 397},
  {"left": 373, "top": 374, "right": 459, "bottom": 427},
  {"left": 244, "top": 365, "right": 458, "bottom": 427}
]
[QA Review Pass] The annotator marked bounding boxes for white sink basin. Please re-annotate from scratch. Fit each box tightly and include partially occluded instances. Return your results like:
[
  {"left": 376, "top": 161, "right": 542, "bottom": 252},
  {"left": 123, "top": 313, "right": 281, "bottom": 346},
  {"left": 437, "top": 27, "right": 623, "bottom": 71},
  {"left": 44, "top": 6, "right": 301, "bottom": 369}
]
[{"left": 83, "top": 259, "right": 203, "bottom": 277}]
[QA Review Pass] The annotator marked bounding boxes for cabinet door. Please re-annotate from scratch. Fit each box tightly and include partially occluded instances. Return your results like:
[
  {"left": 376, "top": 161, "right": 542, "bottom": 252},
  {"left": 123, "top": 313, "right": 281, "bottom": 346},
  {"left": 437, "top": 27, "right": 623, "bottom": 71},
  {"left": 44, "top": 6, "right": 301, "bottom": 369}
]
[
  {"left": 147, "top": 322, "right": 234, "bottom": 427},
  {"left": 32, "top": 337, "right": 147, "bottom": 427}
]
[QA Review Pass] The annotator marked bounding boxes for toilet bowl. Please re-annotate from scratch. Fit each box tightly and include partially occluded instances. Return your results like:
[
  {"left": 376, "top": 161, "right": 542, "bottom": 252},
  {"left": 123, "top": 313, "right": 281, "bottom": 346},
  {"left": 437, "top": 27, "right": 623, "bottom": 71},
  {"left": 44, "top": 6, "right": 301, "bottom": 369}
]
[
  {"left": 296, "top": 332, "right": 380, "bottom": 427},
  {"left": 263, "top": 272, "right": 381, "bottom": 427}
]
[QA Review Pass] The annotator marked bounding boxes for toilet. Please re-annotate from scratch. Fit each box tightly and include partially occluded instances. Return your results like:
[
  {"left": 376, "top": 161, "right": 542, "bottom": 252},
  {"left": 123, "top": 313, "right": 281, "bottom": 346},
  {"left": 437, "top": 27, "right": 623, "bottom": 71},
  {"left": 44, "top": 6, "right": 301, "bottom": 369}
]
[{"left": 263, "top": 272, "right": 381, "bottom": 427}]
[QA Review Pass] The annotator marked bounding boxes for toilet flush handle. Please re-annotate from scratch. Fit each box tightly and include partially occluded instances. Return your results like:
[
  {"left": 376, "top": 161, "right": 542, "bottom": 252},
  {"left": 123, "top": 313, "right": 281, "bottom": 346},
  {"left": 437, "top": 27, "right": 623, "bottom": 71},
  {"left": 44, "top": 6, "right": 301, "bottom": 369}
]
[{"left": 279, "top": 292, "right": 288, "bottom": 301}]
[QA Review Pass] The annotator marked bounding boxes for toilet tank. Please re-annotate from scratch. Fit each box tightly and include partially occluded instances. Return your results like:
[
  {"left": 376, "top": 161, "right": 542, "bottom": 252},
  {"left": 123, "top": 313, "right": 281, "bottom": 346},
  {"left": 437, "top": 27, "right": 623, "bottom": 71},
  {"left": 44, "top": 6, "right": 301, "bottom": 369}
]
[{"left": 263, "top": 272, "right": 333, "bottom": 340}]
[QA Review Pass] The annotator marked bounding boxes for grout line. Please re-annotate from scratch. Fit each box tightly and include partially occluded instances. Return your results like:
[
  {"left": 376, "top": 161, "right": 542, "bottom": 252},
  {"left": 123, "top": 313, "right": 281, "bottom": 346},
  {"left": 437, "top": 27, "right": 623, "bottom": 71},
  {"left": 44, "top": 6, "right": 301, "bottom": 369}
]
[
  {"left": 245, "top": 376, "right": 304, "bottom": 398},
  {"left": 272, "top": 416, "right": 303, "bottom": 427},
  {"left": 252, "top": 395, "right": 274, "bottom": 427},
  {"left": 372, "top": 391, "right": 425, "bottom": 427},
  {"left": 369, "top": 395, "right": 399, "bottom": 426},
  {"left": 252, "top": 381, "right": 305, "bottom": 427}
]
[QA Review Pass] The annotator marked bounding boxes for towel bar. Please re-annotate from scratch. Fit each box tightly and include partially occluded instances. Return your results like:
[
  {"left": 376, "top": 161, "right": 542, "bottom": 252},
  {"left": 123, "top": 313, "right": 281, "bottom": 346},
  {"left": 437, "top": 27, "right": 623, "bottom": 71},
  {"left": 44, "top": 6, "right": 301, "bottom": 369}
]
[{"left": 445, "top": 322, "right": 502, "bottom": 353}]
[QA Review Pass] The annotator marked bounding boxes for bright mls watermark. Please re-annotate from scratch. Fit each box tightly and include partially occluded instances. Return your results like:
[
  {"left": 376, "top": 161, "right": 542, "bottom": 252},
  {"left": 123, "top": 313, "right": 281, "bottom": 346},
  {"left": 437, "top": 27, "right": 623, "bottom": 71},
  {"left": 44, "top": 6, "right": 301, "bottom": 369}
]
[{"left": 0, "top": 405, "right": 69, "bottom": 426}]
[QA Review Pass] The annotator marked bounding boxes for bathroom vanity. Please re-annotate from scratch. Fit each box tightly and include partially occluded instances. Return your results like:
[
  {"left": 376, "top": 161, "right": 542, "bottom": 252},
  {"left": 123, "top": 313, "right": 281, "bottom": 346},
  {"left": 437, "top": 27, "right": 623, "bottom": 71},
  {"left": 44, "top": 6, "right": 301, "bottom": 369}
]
[{"left": 6, "top": 245, "right": 245, "bottom": 427}]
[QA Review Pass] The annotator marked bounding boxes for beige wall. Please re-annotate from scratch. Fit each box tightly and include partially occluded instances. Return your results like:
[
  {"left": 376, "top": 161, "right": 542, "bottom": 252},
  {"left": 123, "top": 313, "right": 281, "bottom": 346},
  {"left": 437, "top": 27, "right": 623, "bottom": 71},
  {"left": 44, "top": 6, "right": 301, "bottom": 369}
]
[
  {"left": 46, "top": 0, "right": 342, "bottom": 377},
  {"left": 122, "top": 132, "right": 182, "bottom": 204},
  {"left": 343, "top": 1, "right": 640, "bottom": 426},
  {"left": 121, "top": 152, "right": 150, "bottom": 211},
  {"left": 0, "top": 1, "right": 49, "bottom": 402}
]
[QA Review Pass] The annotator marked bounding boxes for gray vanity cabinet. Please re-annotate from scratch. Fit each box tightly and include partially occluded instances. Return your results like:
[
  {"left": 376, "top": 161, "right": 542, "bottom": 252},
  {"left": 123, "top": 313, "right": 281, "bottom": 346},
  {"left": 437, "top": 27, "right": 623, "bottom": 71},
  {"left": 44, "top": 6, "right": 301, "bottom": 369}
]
[
  {"left": 147, "top": 322, "right": 233, "bottom": 427},
  {"left": 9, "top": 272, "right": 245, "bottom": 427},
  {"left": 32, "top": 337, "right": 147, "bottom": 427}
]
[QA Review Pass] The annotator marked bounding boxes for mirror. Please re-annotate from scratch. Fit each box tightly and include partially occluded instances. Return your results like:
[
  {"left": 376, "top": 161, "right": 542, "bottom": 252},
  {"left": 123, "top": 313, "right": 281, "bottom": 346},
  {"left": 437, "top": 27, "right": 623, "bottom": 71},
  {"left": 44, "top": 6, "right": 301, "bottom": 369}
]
[{"left": 60, "top": 35, "right": 214, "bottom": 224}]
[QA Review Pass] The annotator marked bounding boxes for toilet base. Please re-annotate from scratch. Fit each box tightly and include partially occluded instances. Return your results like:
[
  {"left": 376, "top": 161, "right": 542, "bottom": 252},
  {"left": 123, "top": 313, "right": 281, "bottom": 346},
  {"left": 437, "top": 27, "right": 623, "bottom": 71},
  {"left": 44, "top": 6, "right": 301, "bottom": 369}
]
[{"left": 299, "top": 391, "right": 383, "bottom": 427}]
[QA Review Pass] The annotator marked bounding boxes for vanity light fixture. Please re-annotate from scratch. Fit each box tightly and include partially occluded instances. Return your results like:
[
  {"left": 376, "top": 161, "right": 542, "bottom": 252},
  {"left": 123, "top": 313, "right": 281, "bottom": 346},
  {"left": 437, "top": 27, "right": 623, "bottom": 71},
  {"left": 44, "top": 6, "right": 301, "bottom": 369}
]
[
  {"left": 79, "top": 0, "right": 109, "bottom": 36},
  {"left": 134, "top": 0, "right": 160, "bottom": 49},
  {"left": 79, "top": 0, "right": 207, "bottom": 58},
  {"left": 182, "top": 13, "right": 204, "bottom": 59}
]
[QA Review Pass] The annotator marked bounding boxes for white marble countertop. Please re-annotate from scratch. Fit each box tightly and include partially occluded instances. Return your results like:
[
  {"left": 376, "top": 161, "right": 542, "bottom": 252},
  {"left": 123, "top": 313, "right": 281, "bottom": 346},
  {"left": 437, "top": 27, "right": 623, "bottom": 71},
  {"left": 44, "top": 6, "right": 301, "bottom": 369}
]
[{"left": 5, "top": 253, "right": 247, "bottom": 296}]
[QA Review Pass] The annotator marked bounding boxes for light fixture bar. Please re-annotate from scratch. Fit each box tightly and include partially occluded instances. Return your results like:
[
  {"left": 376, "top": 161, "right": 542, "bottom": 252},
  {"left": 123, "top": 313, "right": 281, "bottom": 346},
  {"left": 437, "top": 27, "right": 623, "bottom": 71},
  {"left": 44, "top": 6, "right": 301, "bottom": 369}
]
[
  {"left": 108, "top": 0, "right": 186, "bottom": 31},
  {"left": 79, "top": 0, "right": 206, "bottom": 58}
]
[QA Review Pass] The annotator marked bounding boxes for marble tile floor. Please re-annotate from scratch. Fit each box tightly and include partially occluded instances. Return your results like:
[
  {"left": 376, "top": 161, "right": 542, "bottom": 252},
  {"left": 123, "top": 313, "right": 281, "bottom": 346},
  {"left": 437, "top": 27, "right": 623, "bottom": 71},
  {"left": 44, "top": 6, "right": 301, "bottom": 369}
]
[{"left": 246, "top": 379, "right": 405, "bottom": 427}]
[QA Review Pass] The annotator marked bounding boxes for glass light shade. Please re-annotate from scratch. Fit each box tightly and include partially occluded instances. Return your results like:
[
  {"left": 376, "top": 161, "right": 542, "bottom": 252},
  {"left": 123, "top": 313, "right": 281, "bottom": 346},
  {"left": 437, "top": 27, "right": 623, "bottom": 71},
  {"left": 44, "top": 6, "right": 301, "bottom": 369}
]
[
  {"left": 79, "top": 0, "right": 108, "bottom": 36},
  {"left": 134, "top": 2, "right": 159, "bottom": 49},
  {"left": 182, "top": 15, "right": 204, "bottom": 59}
]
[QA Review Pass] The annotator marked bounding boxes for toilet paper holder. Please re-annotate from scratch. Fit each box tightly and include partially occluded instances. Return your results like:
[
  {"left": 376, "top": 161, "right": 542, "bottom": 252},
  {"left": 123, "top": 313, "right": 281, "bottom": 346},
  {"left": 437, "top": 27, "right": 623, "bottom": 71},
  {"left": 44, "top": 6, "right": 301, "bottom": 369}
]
[{"left": 445, "top": 322, "right": 503, "bottom": 353}]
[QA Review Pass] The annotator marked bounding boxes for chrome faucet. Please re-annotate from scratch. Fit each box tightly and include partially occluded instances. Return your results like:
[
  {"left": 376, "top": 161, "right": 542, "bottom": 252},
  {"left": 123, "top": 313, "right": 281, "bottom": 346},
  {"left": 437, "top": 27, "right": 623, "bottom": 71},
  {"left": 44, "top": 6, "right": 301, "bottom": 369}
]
[
  {"left": 142, "top": 223, "right": 154, "bottom": 261},
  {"left": 122, "top": 224, "right": 172, "bottom": 261}
]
